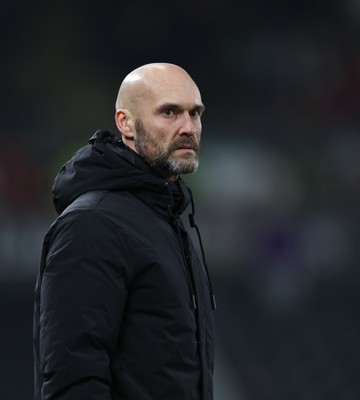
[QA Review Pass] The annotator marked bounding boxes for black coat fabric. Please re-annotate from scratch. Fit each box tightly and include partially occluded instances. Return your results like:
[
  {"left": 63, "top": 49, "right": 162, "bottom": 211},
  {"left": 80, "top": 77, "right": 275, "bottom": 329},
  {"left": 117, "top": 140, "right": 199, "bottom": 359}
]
[{"left": 33, "top": 130, "right": 215, "bottom": 400}]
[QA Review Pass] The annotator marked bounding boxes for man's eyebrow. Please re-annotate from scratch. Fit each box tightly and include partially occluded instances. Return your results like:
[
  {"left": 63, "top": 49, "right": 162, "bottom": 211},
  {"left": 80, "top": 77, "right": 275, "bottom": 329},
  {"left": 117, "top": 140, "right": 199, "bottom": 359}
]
[
  {"left": 157, "top": 103, "right": 180, "bottom": 111},
  {"left": 156, "top": 102, "right": 205, "bottom": 112},
  {"left": 193, "top": 104, "right": 205, "bottom": 113}
]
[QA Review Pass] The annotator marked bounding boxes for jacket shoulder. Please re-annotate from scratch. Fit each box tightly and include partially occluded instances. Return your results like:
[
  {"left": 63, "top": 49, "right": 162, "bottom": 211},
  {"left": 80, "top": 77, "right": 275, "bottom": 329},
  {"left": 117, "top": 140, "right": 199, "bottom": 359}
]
[
  {"left": 59, "top": 190, "right": 109, "bottom": 217},
  {"left": 45, "top": 190, "right": 122, "bottom": 250}
]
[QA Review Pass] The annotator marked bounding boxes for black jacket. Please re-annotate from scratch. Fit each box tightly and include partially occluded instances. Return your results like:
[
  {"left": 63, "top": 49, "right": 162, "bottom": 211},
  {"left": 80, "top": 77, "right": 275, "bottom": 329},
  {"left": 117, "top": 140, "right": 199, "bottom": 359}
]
[{"left": 33, "top": 130, "right": 215, "bottom": 400}]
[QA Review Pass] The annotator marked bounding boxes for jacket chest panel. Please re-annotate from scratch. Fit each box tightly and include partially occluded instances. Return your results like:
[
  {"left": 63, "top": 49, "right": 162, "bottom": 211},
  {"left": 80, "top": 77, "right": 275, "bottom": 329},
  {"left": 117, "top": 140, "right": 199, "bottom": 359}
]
[{"left": 125, "top": 217, "right": 194, "bottom": 311}]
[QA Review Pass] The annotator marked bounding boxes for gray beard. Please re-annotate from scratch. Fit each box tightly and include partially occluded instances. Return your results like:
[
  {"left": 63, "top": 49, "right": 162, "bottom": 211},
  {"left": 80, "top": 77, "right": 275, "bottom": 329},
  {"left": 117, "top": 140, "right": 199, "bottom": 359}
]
[{"left": 134, "top": 119, "right": 200, "bottom": 176}]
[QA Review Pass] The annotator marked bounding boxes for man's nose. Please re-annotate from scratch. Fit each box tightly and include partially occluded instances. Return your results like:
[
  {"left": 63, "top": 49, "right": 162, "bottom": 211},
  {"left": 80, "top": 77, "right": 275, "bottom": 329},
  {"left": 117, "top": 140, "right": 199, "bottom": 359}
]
[{"left": 179, "top": 113, "right": 198, "bottom": 135}]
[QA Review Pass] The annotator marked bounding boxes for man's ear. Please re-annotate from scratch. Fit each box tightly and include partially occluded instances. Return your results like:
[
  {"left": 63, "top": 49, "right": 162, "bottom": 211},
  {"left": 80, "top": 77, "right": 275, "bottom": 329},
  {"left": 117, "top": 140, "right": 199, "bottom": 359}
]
[{"left": 115, "top": 109, "right": 135, "bottom": 141}]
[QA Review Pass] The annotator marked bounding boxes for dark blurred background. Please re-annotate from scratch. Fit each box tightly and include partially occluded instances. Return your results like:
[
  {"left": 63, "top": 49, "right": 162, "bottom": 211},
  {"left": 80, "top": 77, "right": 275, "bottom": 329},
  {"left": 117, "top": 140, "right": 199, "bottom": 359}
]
[{"left": 1, "top": 1, "right": 360, "bottom": 399}]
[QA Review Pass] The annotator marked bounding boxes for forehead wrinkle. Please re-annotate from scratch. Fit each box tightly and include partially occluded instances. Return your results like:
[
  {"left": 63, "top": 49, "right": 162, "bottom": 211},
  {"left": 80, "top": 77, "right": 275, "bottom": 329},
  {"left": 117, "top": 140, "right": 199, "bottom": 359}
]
[{"left": 149, "top": 79, "right": 202, "bottom": 113}]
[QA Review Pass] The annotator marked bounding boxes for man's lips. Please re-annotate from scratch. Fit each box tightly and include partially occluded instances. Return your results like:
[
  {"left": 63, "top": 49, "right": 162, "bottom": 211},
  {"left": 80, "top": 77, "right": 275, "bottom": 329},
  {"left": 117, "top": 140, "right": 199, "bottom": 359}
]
[
  {"left": 176, "top": 145, "right": 194, "bottom": 150},
  {"left": 170, "top": 139, "right": 199, "bottom": 154}
]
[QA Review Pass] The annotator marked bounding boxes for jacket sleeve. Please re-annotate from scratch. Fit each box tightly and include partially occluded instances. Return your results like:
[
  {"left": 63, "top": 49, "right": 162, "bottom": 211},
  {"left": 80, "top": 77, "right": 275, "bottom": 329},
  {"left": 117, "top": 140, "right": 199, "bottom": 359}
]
[{"left": 39, "top": 210, "right": 132, "bottom": 400}]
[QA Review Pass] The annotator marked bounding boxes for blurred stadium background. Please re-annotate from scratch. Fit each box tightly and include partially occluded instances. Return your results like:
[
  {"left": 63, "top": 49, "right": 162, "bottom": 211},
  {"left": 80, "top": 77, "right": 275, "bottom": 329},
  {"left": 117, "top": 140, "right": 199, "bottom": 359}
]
[{"left": 1, "top": 1, "right": 360, "bottom": 399}]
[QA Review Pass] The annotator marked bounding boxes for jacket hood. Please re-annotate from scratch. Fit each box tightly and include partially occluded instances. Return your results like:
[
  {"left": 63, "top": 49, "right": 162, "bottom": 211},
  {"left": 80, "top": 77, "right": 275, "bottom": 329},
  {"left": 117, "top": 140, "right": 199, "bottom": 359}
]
[{"left": 52, "top": 130, "right": 191, "bottom": 217}]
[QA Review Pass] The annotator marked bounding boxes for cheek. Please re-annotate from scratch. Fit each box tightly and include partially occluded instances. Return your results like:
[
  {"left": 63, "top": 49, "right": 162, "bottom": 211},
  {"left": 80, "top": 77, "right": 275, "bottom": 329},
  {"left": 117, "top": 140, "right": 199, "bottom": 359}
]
[
  {"left": 195, "top": 120, "right": 202, "bottom": 134},
  {"left": 156, "top": 129, "right": 173, "bottom": 144},
  {"left": 196, "top": 127, "right": 202, "bottom": 141},
  {"left": 149, "top": 131, "right": 169, "bottom": 153}
]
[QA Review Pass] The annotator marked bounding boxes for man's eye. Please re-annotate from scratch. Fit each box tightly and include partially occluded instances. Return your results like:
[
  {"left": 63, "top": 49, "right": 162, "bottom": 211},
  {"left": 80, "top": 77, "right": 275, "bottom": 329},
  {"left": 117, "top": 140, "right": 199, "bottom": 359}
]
[
  {"left": 190, "top": 110, "right": 199, "bottom": 117},
  {"left": 163, "top": 109, "right": 173, "bottom": 116}
]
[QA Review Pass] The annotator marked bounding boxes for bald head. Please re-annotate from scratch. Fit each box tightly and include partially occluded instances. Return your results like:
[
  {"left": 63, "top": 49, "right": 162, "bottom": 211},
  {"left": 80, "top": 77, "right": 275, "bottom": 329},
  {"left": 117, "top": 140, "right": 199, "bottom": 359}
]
[
  {"left": 115, "top": 63, "right": 200, "bottom": 113},
  {"left": 114, "top": 63, "right": 204, "bottom": 180}
]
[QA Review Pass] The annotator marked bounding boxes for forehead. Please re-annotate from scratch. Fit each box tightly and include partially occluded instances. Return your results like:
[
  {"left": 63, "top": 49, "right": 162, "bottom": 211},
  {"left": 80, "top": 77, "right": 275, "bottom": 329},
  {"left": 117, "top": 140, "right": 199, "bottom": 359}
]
[{"left": 142, "top": 71, "right": 203, "bottom": 110}]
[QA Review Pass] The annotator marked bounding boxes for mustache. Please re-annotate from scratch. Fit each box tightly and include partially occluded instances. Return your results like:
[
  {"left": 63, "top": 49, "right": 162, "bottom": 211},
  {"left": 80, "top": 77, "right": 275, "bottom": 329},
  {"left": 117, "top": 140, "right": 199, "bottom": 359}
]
[{"left": 169, "top": 137, "right": 200, "bottom": 154}]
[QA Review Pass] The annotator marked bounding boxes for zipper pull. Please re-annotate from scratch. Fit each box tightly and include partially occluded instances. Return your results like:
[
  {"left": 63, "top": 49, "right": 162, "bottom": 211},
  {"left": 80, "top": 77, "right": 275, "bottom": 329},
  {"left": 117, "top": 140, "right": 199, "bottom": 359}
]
[{"left": 192, "top": 294, "right": 197, "bottom": 310}]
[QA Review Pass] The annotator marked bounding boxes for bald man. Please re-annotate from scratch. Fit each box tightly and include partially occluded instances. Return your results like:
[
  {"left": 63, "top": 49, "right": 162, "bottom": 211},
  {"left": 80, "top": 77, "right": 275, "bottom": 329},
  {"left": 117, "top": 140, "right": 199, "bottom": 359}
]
[
  {"left": 115, "top": 63, "right": 205, "bottom": 179},
  {"left": 34, "top": 63, "right": 216, "bottom": 400}
]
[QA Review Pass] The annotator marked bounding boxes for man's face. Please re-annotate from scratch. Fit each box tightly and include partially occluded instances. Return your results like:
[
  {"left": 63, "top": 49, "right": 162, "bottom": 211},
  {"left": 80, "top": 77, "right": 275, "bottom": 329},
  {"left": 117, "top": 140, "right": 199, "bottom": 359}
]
[{"left": 133, "top": 73, "right": 204, "bottom": 180}]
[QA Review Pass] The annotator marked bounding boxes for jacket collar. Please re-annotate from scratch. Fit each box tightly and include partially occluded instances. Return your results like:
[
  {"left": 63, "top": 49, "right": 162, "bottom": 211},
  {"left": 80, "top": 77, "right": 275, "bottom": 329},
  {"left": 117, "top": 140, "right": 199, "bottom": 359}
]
[{"left": 53, "top": 130, "right": 191, "bottom": 218}]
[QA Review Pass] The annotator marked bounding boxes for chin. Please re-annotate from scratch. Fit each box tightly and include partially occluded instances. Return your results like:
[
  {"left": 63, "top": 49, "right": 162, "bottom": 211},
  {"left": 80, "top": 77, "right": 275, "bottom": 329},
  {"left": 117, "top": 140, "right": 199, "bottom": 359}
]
[
  {"left": 176, "top": 163, "right": 199, "bottom": 175},
  {"left": 165, "top": 154, "right": 199, "bottom": 175}
]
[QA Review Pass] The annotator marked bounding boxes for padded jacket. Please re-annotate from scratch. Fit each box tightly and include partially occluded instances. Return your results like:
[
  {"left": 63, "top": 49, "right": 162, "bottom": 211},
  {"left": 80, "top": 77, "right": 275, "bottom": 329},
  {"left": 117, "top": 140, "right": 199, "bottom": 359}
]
[{"left": 33, "top": 130, "right": 215, "bottom": 400}]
